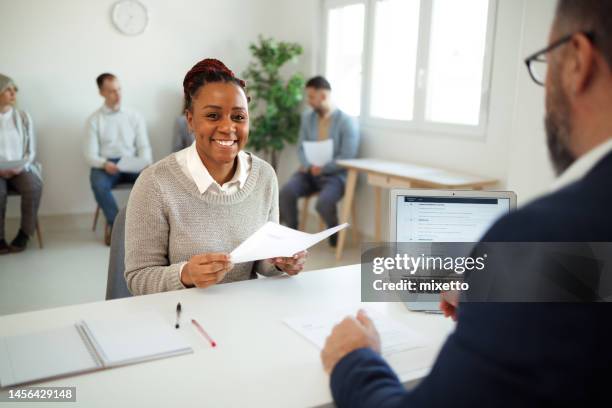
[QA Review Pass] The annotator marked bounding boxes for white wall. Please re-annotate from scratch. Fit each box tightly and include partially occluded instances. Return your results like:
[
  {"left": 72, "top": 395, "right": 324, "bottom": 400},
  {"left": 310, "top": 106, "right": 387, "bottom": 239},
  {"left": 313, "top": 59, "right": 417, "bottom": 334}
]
[
  {"left": 1, "top": 0, "right": 285, "bottom": 216},
  {"left": 254, "top": 0, "right": 320, "bottom": 188},
  {"left": 505, "top": 0, "right": 558, "bottom": 202}
]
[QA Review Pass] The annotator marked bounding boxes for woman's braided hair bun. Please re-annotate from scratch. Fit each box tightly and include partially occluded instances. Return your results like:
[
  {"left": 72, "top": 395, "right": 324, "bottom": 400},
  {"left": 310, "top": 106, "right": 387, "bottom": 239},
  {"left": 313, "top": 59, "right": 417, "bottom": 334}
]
[{"left": 183, "top": 58, "right": 249, "bottom": 111}]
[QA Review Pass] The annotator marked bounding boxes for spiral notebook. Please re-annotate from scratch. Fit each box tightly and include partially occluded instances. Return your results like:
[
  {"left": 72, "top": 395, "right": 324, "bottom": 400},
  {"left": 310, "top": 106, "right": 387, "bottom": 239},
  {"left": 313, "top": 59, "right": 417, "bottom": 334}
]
[{"left": 0, "top": 313, "right": 193, "bottom": 388}]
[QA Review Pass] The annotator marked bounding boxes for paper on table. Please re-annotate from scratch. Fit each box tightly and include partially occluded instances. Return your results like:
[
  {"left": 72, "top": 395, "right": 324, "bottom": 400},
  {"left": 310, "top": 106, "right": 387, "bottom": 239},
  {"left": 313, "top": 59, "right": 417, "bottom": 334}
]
[
  {"left": 230, "top": 222, "right": 349, "bottom": 264},
  {"left": 303, "top": 139, "right": 333, "bottom": 167},
  {"left": 0, "top": 159, "right": 27, "bottom": 171},
  {"left": 284, "top": 308, "right": 426, "bottom": 357},
  {"left": 116, "top": 156, "right": 149, "bottom": 173}
]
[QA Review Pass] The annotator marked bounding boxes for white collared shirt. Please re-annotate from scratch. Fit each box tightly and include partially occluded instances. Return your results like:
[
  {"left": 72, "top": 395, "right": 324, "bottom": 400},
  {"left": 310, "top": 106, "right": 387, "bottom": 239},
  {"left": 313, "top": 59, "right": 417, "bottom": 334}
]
[
  {"left": 0, "top": 108, "right": 23, "bottom": 162},
  {"left": 175, "top": 142, "right": 251, "bottom": 195},
  {"left": 174, "top": 142, "right": 252, "bottom": 283},
  {"left": 84, "top": 104, "right": 153, "bottom": 168},
  {"left": 551, "top": 137, "right": 612, "bottom": 191}
]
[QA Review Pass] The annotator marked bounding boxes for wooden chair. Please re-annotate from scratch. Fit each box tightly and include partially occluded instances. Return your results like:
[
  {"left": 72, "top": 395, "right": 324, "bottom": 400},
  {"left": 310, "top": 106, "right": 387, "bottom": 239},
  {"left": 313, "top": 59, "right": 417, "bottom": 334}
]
[
  {"left": 92, "top": 183, "right": 134, "bottom": 231},
  {"left": 7, "top": 188, "right": 43, "bottom": 249}
]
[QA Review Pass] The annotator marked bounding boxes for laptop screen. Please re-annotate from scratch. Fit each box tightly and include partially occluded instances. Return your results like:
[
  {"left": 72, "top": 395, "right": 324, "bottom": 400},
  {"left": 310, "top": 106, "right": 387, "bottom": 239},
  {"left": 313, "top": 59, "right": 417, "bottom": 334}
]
[{"left": 396, "top": 195, "right": 511, "bottom": 242}]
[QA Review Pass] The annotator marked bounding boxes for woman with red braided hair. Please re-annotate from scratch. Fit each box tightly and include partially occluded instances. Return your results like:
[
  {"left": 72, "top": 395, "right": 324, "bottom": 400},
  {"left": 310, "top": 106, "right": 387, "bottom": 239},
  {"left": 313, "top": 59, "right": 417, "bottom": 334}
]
[{"left": 124, "top": 58, "right": 307, "bottom": 295}]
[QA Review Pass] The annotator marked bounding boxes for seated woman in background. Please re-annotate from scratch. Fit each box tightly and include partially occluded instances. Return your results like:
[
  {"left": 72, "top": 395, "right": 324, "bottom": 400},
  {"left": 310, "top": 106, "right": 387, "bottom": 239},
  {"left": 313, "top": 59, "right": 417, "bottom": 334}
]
[
  {"left": 125, "top": 58, "right": 307, "bottom": 295},
  {"left": 0, "top": 74, "right": 43, "bottom": 254}
]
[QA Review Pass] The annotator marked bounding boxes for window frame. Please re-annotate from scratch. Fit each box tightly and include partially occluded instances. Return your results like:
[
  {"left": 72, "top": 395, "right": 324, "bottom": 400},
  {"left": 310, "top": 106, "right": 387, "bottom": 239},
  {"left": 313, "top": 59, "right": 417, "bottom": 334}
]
[{"left": 320, "top": 0, "right": 498, "bottom": 138}]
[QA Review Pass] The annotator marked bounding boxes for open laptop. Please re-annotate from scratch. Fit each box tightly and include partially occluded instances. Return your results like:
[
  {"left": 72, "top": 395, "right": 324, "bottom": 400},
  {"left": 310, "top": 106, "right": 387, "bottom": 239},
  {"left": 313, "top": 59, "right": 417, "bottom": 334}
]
[{"left": 389, "top": 189, "right": 517, "bottom": 312}]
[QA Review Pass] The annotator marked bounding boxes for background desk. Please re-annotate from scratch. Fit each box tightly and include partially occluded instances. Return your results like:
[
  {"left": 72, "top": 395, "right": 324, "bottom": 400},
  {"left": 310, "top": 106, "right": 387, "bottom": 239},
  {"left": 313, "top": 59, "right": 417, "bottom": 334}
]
[
  {"left": 336, "top": 158, "right": 499, "bottom": 260},
  {"left": 0, "top": 265, "right": 455, "bottom": 408}
]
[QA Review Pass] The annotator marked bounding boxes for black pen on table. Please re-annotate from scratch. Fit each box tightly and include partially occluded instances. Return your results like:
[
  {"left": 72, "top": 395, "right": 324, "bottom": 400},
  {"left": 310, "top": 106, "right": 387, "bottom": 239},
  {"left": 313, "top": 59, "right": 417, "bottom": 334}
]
[{"left": 175, "top": 302, "right": 182, "bottom": 328}]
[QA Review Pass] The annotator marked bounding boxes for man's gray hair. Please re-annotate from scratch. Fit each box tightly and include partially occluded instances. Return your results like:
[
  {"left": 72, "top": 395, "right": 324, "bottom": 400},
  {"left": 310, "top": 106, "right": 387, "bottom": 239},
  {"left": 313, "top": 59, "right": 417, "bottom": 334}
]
[{"left": 556, "top": 0, "right": 612, "bottom": 66}]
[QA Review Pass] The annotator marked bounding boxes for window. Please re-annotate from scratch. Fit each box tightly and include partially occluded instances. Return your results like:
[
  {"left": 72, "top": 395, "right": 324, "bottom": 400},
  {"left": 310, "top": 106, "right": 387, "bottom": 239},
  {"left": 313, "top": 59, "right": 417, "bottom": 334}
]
[
  {"left": 425, "top": 0, "right": 490, "bottom": 125},
  {"left": 324, "top": 2, "right": 366, "bottom": 116},
  {"left": 369, "top": 0, "right": 421, "bottom": 121},
  {"left": 322, "top": 0, "right": 497, "bottom": 134}
]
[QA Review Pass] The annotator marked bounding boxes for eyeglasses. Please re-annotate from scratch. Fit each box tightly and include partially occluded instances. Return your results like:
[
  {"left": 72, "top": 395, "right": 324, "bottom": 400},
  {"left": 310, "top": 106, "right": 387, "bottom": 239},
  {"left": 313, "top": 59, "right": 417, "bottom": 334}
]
[{"left": 524, "top": 31, "right": 595, "bottom": 86}]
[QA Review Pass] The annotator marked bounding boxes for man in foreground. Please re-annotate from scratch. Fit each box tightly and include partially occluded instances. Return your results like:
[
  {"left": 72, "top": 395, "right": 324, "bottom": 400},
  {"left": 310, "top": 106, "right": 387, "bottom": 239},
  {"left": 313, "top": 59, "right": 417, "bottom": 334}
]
[{"left": 321, "top": 1, "right": 612, "bottom": 406}]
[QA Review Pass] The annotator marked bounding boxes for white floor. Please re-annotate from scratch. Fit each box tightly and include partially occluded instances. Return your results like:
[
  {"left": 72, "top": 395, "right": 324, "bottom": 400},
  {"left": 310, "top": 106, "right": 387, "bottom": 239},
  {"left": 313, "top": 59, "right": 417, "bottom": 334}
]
[{"left": 0, "top": 214, "right": 363, "bottom": 316}]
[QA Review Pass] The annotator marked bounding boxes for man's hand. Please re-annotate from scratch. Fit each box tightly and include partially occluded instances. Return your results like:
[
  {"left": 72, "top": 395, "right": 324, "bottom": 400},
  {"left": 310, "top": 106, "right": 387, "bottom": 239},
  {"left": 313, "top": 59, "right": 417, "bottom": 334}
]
[
  {"left": 268, "top": 250, "right": 308, "bottom": 276},
  {"left": 321, "top": 309, "right": 381, "bottom": 374},
  {"left": 440, "top": 290, "right": 459, "bottom": 321},
  {"left": 0, "top": 167, "right": 23, "bottom": 178},
  {"left": 181, "top": 253, "right": 233, "bottom": 288},
  {"left": 310, "top": 166, "right": 322, "bottom": 177},
  {"left": 104, "top": 161, "right": 120, "bottom": 175}
]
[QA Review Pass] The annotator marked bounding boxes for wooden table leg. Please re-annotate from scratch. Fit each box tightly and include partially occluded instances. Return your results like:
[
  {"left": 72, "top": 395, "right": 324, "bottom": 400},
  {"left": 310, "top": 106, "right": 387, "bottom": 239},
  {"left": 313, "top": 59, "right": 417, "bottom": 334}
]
[
  {"left": 374, "top": 186, "right": 382, "bottom": 242},
  {"left": 351, "top": 202, "right": 359, "bottom": 244},
  {"left": 336, "top": 169, "right": 358, "bottom": 261}
]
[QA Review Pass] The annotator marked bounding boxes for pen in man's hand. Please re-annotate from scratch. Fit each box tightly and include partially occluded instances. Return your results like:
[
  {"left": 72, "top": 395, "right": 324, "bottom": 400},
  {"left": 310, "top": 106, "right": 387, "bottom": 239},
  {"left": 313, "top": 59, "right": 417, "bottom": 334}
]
[{"left": 175, "top": 302, "right": 182, "bottom": 328}]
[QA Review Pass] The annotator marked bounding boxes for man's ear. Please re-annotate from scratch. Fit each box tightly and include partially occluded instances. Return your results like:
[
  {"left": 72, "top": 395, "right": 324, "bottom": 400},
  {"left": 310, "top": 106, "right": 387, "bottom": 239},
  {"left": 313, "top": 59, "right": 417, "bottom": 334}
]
[{"left": 570, "top": 33, "right": 596, "bottom": 95}]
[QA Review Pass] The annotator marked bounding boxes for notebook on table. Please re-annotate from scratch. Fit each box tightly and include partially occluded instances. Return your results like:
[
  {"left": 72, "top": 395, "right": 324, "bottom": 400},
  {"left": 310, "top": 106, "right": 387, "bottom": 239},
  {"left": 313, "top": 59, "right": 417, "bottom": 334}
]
[{"left": 0, "top": 312, "right": 193, "bottom": 388}]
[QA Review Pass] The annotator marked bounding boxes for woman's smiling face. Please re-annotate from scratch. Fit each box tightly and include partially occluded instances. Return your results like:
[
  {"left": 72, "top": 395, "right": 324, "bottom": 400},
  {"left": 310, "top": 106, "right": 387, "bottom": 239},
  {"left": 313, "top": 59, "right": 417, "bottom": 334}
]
[{"left": 186, "top": 81, "right": 249, "bottom": 165}]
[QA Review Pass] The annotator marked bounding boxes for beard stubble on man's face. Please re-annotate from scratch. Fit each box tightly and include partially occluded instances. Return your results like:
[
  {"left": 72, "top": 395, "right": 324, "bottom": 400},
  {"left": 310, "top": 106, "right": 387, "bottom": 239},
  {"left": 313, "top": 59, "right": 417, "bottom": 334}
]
[{"left": 544, "top": 67, "right": 576, "bottom": 176}]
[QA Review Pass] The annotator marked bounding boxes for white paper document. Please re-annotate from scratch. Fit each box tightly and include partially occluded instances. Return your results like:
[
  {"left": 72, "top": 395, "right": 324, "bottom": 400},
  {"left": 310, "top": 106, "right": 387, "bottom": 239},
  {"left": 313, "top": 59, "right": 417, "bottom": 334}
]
[
  {"left": 0, "top": 159, "right": 27, "bottom": 171},
  {"left": 284, "top": 308, "right": 426, "bottom": 357},
  {"left": 303, "top": 139, "right": 333, "bottom": 167},
  {"left": 230, "top": 222, "right": 349, "bottom": 264},
  {"left": 116, "top": 156, "right": 149, "bottom": 173}
]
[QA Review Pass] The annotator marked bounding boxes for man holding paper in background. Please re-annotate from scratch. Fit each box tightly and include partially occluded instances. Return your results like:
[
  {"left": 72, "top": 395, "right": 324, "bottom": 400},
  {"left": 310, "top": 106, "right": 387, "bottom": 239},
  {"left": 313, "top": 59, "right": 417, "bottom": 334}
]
[
  {"left": 84, "top": 73, "right": 152, "bottom": 245},
  {"left": 280, "top": 76, "right": 359, "bottom": 247}
]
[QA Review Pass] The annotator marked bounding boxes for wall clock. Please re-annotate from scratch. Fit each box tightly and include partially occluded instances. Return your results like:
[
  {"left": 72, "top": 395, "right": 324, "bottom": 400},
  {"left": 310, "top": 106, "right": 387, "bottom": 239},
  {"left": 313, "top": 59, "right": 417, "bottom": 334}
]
[{"left": 112, "top": 0, "right": 149, "bottom": 36}]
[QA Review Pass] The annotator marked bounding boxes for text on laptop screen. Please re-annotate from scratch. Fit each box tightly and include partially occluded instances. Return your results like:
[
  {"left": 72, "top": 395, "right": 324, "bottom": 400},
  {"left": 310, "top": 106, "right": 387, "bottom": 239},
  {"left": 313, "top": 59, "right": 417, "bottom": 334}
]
[{"left": 396, "top": 196, "right": 511, "bottom": 242}]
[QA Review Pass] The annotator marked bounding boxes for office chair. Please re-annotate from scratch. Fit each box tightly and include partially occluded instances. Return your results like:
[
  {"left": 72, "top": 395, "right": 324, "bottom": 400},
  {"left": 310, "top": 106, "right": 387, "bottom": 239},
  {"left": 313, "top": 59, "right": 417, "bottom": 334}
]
[{"left": 105, "top": 207, "right": 132, "bottom": 300}]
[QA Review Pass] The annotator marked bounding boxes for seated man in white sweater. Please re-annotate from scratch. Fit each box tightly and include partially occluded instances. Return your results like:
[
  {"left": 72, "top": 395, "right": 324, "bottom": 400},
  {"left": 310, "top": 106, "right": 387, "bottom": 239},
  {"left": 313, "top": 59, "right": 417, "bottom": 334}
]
[{"left": 84, "top": 73, "right": 152, "bottom": 245}]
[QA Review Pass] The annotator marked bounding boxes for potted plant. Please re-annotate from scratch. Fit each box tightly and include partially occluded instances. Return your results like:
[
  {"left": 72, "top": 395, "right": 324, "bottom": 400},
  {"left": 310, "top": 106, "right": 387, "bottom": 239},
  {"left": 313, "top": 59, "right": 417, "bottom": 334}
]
[{"left": 244, "top": 36, "right": 305, "bottom": 170}]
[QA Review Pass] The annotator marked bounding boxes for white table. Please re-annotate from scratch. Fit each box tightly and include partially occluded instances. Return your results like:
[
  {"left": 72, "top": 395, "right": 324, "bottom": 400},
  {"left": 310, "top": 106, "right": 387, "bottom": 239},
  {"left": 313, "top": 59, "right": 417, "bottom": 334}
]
[
  {"left": 335, "top": 158, "right": 499, "bottom": 259},
  {"left": 0, "top": 265, "right": 455, "bottom": 408}
]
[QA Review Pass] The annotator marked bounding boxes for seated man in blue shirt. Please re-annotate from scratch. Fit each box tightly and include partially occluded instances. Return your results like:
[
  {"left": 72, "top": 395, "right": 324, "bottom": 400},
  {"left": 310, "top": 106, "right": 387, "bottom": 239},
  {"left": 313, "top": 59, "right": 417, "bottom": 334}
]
[
  {"left": 279, "top": 76, "right": 359, "bottom": 246},
  {"left": 320, "top": 0, "right": 612, "bottom": 406}
]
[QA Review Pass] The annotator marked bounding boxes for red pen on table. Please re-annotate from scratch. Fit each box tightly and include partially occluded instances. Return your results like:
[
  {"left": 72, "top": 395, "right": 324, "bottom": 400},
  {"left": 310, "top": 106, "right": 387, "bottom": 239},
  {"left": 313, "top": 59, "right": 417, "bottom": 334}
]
[{"left": 191, "top": 318, "right": 217, "bottom": 348}]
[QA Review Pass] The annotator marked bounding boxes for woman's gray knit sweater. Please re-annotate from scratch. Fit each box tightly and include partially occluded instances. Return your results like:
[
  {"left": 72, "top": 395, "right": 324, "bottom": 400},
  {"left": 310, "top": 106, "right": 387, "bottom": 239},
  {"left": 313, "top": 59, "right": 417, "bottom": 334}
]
[{"left": 124, "top": 152, "right": 281, "bottom": 295}]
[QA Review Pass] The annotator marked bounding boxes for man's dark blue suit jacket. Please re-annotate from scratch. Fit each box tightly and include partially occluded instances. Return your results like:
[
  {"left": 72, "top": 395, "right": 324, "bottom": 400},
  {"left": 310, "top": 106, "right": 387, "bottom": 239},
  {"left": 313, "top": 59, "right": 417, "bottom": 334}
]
[{"left": 331, "top": 152, "right": 612, "bottom": 408}]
